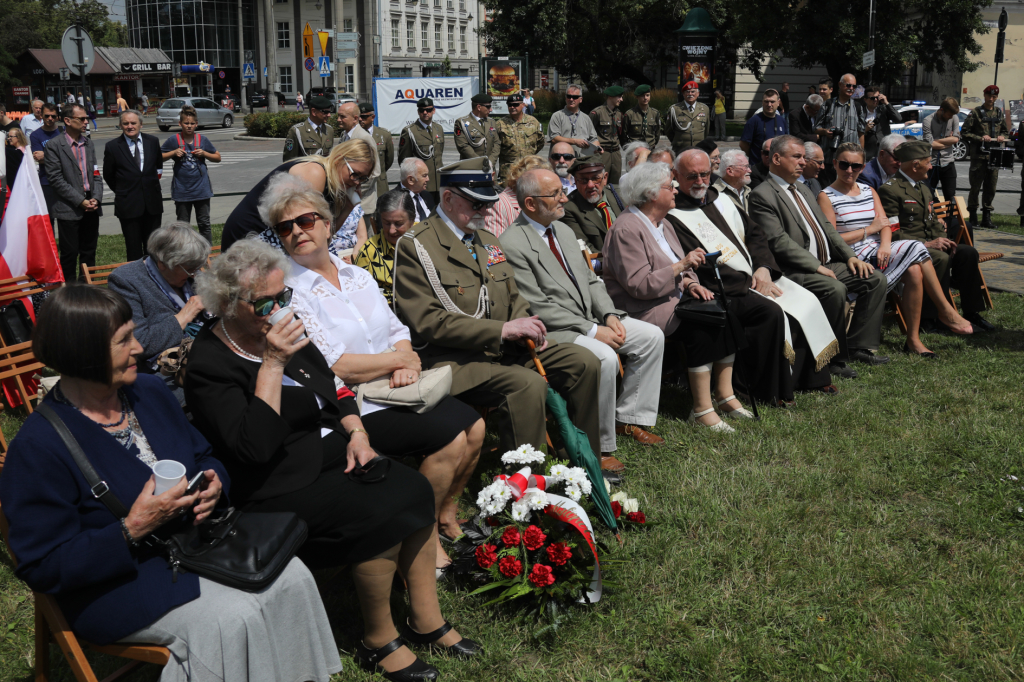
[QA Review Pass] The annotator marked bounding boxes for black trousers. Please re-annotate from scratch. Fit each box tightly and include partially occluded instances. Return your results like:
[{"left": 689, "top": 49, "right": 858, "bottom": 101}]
[
  {"left": 41, "top": 184, "right": 59, "bottom": 236},
  {"left": 119, "top": 211, "right": 163, "bottom": 260},
  {"left": 57, "top": 213, "right": 100, "bottom": 282},
  {"left": 922, "top": 244, "right": 985, "bottom": 319}
]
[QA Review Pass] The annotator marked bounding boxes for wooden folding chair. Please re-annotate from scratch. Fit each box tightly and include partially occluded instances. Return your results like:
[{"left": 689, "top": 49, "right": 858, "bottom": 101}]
[
  {"left": 0, "top": 341, "right": 45, "bottom": 416},
  {"left": 581, "top": 249, "right": 625, "bottom": 378},
  {"left": 934, "top": 197, "right": 1001, "bottom": 309},
  {"left": 207, "top": 244, "right": 222, "bottom": 265},
  {"left": 0, "top": 275, "right": 62, "bottom": 306},
  {"left": 82, "top": 262, "right": 130, "bottom": 286}
]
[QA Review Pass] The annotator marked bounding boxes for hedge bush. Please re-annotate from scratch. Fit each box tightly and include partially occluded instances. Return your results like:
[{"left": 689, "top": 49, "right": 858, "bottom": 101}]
[
  {"left": 532, "top": 89, "right": 562, "bottom": 114},
  {"left": 244, "top": 111, "right": 346, "bottom": 138},
  {"left": 580, "top": 87, "right": 679, "bottom": 115}
]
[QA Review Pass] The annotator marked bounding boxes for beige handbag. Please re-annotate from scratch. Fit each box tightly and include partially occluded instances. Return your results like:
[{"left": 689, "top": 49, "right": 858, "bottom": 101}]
[{"left": 355, "top": 364, "right": 452, "bottom": 414}]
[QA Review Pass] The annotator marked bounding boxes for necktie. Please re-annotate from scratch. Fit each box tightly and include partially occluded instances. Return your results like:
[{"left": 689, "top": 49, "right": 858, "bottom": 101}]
[
  {"left": 414, "top": 194, "right": 427, "bottom": 221},
  {"left": 596, "top": 200, "right": 613, "bottom": 230},
  {"left": 133, "top": 140, "right": 141, "bottom": 169},
  {"left": 787, "top": 184, "right": 829, "bottom": 264},
  {"left": 546, "top": 228, "right": 580, "bottom": 295}
]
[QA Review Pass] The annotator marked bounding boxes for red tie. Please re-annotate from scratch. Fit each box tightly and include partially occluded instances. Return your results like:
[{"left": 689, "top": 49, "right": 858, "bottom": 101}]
[
  {"left": 596, "top": 200, "right": 613, "bottom": 229},
  {"left": 545, "top": 228, "right": 580, "bottom": 294}
]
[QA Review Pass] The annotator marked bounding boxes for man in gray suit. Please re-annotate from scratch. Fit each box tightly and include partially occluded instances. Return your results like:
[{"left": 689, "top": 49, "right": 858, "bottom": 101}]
[
  {"left": 500, "top": 169, "right": 665, "bottom": 463},
  {"left": 44, "top": 103, "right": 102, "bottom": 281},
  {"left": 749, "top": 134, "right": 889, "bottom": 378}
]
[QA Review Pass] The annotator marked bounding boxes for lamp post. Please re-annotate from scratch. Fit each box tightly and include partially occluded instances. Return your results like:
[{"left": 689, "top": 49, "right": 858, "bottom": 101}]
[{"left": 994, "top": 7, "right": 1008, "bottom": 86}]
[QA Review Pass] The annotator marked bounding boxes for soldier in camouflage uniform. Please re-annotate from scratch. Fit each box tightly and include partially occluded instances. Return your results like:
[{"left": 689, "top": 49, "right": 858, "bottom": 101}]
[
  {"left": 454, "top": 93, "right": 500, "bottom": 168},
  {"left": 961, "top": 84, "right": 1009, "bottom": 228},
  {"left": 281, "top": 95, "right": 335, "bottom": 161},
  {"left": 622, "top": 84, "right": 662, "bottom": 150},
  {"left": 398, "top": 97, "right": 445, "bottom": 202},
  {"left": 664, "top": 80, "right": 710, "bottom": 156},
  {"left": 359, "top": 102, "right": 394, "bottom": 198},
  {"left": 494, "top": 93, "right": 544, "bottom": 184},
  {"left": 589, "top": 85, "right": 625, "bottom": 184}
]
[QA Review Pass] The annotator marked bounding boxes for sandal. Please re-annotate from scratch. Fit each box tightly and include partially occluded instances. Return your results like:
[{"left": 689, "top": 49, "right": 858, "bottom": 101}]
[
  {"left": 401, "top": 620, "right": 483, "bottom": 659},
  {"left": 355, "top": 638, "right": 438, "bottom": 681},
  {"left": 688, "top": 407, "right": 735, "bottom": 433},
  {"left": 712, "top": 395, "right": 756, "bottom": 420}
]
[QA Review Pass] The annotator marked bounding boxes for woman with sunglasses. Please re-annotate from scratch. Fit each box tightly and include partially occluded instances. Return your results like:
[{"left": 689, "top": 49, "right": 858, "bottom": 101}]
[
  {"left": 185, "top": 238, "right": 482, "bottom": 681},
  {"left": 108, "top": 222, "right": 211, "bottom": 404},
  {"left": 818, "top": 142, "right": 973, "bottom": 357}
]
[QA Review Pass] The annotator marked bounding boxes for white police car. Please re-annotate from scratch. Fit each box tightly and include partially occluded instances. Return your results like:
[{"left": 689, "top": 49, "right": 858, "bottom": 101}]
[{"left": 891, "top": 101, "right": 971, "bottom": 160}]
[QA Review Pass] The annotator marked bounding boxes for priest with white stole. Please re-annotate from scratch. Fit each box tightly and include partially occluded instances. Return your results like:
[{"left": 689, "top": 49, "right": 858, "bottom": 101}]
[{"left": 665, "top": 149, "right": 841, "bottom": 403}]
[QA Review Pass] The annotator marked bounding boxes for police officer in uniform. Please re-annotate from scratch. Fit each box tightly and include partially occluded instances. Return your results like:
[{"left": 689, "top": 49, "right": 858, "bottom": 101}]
[
  {"left": 494, "top": 93, "right": 545, "bottom": 185},
  {"left": 282, "top": 95, "right": 335, "bottom": 161},
  {"left": 961, "top": 84, "right": 1008, "bottom": 229},
  {"left": 589, "top": 86, "right": 625, "bottom": 184},
  {"left": 392, "top": 158, "right": 603, "bottom": 458},
  {"left": 664, "top": 80, "right": 710, "bottom": 156},
  {"left": 622, "top": 84, "right": 662, "bottom": 150},
  {"left": 454, "top": 93, "right": 500, "bottom": 168},
  {"left": 877, "top": 140, "right": 994, "bottom": 332},
  {"left": 398, "top": 97, "right": 445, "bottom": 202},
  {"left": 359, "top": 102, "right": 394, "bottom": 198}
]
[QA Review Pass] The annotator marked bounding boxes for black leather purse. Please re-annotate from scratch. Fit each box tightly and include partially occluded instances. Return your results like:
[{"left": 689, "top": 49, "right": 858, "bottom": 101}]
[
  {"left": 674, "top": 295, "right": 727, "bottom": 327},
  {"left": 36, "top": 402, "right": 307, "bottom": 591}
]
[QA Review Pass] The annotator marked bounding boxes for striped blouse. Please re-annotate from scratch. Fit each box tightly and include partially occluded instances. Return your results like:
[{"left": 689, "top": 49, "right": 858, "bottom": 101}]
[{"left": 823, "top": 183, "right": 877, "bottom": 235}]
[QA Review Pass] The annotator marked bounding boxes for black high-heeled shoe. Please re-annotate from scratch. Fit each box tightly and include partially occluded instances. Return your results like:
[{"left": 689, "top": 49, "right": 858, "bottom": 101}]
[
  {"left": 401, "top": 620, "right": 483, "bottom": 659},
  {"left": 355, "top": 638, "right": 439, "bottom": 681}
]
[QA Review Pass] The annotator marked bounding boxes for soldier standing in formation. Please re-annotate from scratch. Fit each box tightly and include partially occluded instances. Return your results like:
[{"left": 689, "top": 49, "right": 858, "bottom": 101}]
[
  {"left": 589, "top": 86, "right": 625, "bottom": 184},
  {"left": 961, "top": 84, "right": 1009, "bottom": 229},
  {"left": 398, "top": 97, "right": 446, "bottom": 202},
  {"left": 454, "top": 93, "right": 500, "bottom": 169},
  {"left": 359, "top": 102, "right": 394, "bottom": 198},
  {"left": 281, "top": 95, "right": 335, "bottom": 161},
  {"left": 494, "top": 93, "right": 544, "bottom": 185},
  {"left": 622, "top": 84, "right": 662, "bottom": 150},
  {"left": 664, "top": 80, "right": 710, "bottom": 156}
]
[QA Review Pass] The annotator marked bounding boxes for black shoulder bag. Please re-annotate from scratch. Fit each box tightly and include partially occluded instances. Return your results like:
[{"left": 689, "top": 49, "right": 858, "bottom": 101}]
[{"left": 36, "top": 402, "right": 308, "bottom": 591}]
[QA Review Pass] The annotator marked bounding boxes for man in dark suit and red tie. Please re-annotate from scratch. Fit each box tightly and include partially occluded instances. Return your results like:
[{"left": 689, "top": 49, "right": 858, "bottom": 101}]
[{"left": 103, "top": 110, "right": 164, "bottom": 260}]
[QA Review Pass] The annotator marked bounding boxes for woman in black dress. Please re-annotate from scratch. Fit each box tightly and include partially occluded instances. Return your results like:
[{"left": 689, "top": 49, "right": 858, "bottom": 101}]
[{"left": 185, "top": 239, "right": 481, "bottom": 682}]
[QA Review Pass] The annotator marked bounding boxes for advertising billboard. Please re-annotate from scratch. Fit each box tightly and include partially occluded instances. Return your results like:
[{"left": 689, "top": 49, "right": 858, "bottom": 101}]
[
  {"left": 482, "top": 57, "right": 526, "bottom": 114},
  {"left": 678, "top": 39, "right": 716, "bottom": 106},
  {"left": 372, "top": 77, "right": 478, "bottom": 134}
]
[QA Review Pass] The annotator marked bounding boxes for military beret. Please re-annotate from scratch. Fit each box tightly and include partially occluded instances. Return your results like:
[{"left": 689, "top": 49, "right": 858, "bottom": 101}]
[
  {"left": 506, "top": 93, "right": 524, "bottom": 104},
  {"left": 417, "top": 97, "right": 434, "bottom": 109},
  {"left": 359, "top": 102, "right": 374, "bottom": 115},
  {"left": 634, "top": 84, "right": 652, "bottom": 96},
  {"left": 984, "top": 84, "right": 999, "bottom": 95},
  {"left": 683, "top": 80, "right": 700, "bottom": 90},
  {"left": 309, "top": 95, "right": 333, "bottom": 110},
  {"left": 439, "top": 158, "right": 500, "bottom": 202},
  {"left": 603, "top": 86, "right": 625, "bottom": 97},
  {"left": 893, "top": 140, "right": 931, "bottom": 162},
  {"left": 569, "top": 159, "right": 605, "bottom": 175},
  {"left": 471, "top": 93, "right": 492, "bottom": 104}
]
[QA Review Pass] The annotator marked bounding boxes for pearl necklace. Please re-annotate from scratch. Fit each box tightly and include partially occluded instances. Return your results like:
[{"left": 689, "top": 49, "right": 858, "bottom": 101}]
[{"left": 220, "top": 320, "right": 262, "bottom": 362}]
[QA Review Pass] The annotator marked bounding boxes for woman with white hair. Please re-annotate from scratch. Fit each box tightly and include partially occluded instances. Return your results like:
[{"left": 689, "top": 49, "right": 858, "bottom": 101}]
[{"left": 603, "top": 162, "right": 746, "bottom": 433}]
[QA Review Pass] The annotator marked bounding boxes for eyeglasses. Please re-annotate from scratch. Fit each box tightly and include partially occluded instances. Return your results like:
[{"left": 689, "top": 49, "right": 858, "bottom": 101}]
[
  {"left": 865, "top": 96, "right": 878, "bottom": 101},
  {"left": 453, "top": 191, "right": 491, "bottom": 211},
  {"left": 528, "top": 189, "right": 565, "bottom": 200},
  {"left": 550, "top": 153, "right": 575, "bottom": 161},
  {"left": 43, "top": 114, "right": 58, "bottom": 119},
  {"left": 659, "top": 183, "right": 676, "bottom": 192},
  {"left": 761, "top": 149, "right": 771, "bottom": 155},
  {"left": 344, "top": 158, "right": 368, "bottom": 183},
  {"left": 273, "top": 211, "right": 323, "bottom": 237},
  {"left": 178, "top": 264, "right": 202, "bottom": 278},
  {"left": 242, "top": 286, "right": 293, "bottom": 317},
  {"left": 419, "top": 107, "right": 434, "bottom": 113},
  {"left": 359, "top": 113, "right": 374, "bottom": 119},
  {"left": 479, "top": 104, "right": 493, "bottom": 109},
  {"left": 837, "top": 160, "right": 865, "bottom": 171},
  {"left": 66, "top": 116, "right": 89, "bottom": 122},
  {"left": 508, "top": 103, "right": 522, "bottom": 108},
  {"left": 566, "top": 94, "right": 582, "bottom": 100},
  {"left": 683, "top": 171, "right": 712, "bottom": 181}
]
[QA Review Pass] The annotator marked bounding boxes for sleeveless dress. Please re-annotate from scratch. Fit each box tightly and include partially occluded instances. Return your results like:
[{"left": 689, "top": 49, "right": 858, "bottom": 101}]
[{"left": 823, "top": 182, "right": 930, "bottom": 292}]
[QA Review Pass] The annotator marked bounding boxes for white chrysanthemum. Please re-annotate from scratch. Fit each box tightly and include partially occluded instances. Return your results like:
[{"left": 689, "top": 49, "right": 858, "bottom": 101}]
[
  {"left": 576, "top": 474, "right": 592, "bottom": 495},
  {"left": 564, "top": 468, "right": 587, "bottom": 488},
  {"left": 522, "top": 488, "right": 548, "bottom": 511},
  {"left": 565, "top": 485, "right": 582, "bottom": 502},
  {"left": 476, "top": 489, "right": 492, "bottom": 508},
  {"left": 484, "top": 501, "right": 502, "bottom": 515},
  {"left": 501, "top": 444, "right": 546, "bottom": 465},
  {"left": 623, "top": 498, "right": 639, "bottom": 514},
  {"left": 548, "top": 464, "right": 568, "bottom": 479},
  {"left": 491, "top": 484, "right": 511, "bottom": 502},
  {"left": 611, "top": 491, "right": 628, "bottom": 504},
  {"left": 510, "top": 499, "right": 530, "bottom": 521}
]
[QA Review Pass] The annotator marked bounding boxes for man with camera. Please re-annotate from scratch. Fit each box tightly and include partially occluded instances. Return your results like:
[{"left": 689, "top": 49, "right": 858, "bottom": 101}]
[
  {"left": 862, "top": 86, "right": 902, "bottom": 160},
  {"left": 962, "top": 84, "right": 1008, "bottom": 229},
  {"left": 816, "top": 74, "right": 865, "bottom": 186}
]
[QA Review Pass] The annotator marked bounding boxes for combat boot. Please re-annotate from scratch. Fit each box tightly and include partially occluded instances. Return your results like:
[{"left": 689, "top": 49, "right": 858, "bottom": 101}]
[
  {"left": 968, "top": 209, "right": 978, "bottom": 226},
  {"left": 982, "top": 210, "right": 995, "bottom": 228}
]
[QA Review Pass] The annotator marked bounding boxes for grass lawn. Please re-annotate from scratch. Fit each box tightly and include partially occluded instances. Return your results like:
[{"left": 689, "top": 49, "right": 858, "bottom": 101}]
[{"left": 4, "top": 226, "right": 1024, "bottom": 680}]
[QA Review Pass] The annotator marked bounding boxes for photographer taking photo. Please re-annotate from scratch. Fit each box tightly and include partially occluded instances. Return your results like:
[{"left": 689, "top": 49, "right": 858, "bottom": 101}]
[
  {"left": 816, "top": 73, "right": 865, "bottom": 186},
  {"left": 862, "top": 86, "right": 902, "bottom": 160}
]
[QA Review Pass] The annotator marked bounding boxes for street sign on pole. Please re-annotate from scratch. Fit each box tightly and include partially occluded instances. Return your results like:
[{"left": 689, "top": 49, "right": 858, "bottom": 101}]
[
  {"left": 60, "top": 26, "right": 95, "bottom": 76},
  {"left": 318, "top": 30, "right": 330, "bottom": 55},
  {"left": 862, "top": 50, "right": 875, "bottom": 69},
  {"left": 305, "top": 57, "right": 315, "bottom": 72},
  {"left": 303, "top": 23, "right": 315, "bottom": 61},
  {"left": 59, "top": 67, "right": 70, "bottom": 81},
  {"left": 263, "top": 66, "right": 268, "bottom": 77},
  {"left": 318, "top": 56, "right": 331, "bottom": 77},
  {"left": 243, "top": 63, "right": 256, "bottom": 79}
]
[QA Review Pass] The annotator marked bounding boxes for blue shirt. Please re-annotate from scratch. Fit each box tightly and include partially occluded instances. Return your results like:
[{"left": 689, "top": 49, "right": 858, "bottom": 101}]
[
  {"left": 30, "top": 127, "right": 63, "bottom": 185},
  {"left": 161, "top": 134, "right": 217, "bottom": 202},
  {"left": 741, "top": 113, "right": 789, "bottom": 166}
]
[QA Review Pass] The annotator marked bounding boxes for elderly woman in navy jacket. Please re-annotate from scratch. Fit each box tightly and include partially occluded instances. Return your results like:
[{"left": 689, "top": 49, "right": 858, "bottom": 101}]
[{"left": 0, "top": 286, "right": 341, "bottom": 682}]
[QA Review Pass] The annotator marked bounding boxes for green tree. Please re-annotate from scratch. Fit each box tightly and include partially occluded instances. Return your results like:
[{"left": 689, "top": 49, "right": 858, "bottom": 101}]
[{"left": 442, "top": 54, "right": 453, "bottom": 77}]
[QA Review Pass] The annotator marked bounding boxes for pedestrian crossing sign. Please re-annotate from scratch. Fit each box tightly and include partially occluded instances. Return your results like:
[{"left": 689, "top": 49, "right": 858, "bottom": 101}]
[
  {"left": 318, "top": 56, "right": 331, "bottom": 77},
  {"left": 242, "top": 62, "right": 255, "bottom": 80}
]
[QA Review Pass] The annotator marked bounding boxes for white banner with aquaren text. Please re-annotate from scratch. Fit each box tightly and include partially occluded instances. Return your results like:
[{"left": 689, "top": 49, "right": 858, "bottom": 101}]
[{"left": 372, "top": 77, "right": 479, "bottom": 135}]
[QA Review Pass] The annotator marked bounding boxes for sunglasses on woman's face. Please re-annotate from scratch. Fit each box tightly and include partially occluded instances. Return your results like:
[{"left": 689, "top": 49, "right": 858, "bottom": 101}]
[
  {"left": 345, "top": 158, "right": 368, "bottom": 183},
  {"left": 273, "top": 211, "right": 322, "bottom": 237},
  {"left": 243, "top": 286, "right": 293, "bottom": 317},
  {"left": 837, "top": 160, "right": 864, "bottom": 171}
]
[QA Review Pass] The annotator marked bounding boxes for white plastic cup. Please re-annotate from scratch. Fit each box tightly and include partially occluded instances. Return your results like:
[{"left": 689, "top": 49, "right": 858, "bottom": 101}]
[
  {"left": 267, "top": 306, "right": 293, "bottom": 326},
  {"left": 153, "top": 460, "right": 186, "bottom": 495}
]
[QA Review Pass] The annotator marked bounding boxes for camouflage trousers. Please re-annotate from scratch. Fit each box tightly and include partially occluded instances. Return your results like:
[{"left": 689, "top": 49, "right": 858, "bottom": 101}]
[{"left": 967, "top": 158, "right": 999, "bottom": 213}]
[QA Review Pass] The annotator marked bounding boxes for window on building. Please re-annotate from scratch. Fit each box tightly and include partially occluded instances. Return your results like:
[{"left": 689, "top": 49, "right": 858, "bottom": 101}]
[
  {"left": 345, "top": 64, "right": 355, "bottom": 93},
  {"left": 275, "top": 0, "right": 287, "bottom": 4},
  {"left": 407, "top": 21, "right": 415, "bottom": 48},
  {"left": 421, "top": 22, "right": 428, "bottom": 49},
  {"left": 459, "top": 25, "right": 466, "bottom": 51},
  {"left": 277, "top": 22, "right": 290, "bottom": 49},
  {"left": 279, "top": 66, "right": 292, "bottom": 93},
  {"left": 390, "top": 67, "right": 412, "bottom": 77},
  {"left": 447, "top": 0, "right": 453, "bottom": 8},
  {"left": 459, "top": 0, "right": 465, "bottom": 9},
  {"left": 343, "top": 19, "right": 354, "bottom": 32},
  {"left": 434, "top": 23, "right": 441, "bottom": 50},
  {"left": 434, "top": 0, "right": 440, "bottom": 7},
  {"left": 391, "top": 19, "right": 400, "bottom": 48},
  {"left": 452, "top": 68, "right": 468, "bottom": 76},
  {"left": 447, "top": 24, "right": 454, "bottom": 51}
]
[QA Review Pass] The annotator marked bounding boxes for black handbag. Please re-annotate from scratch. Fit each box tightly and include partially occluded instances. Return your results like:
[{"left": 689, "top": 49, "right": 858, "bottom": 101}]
[
  {"left": 0, "top": 298, "right": 35, "bottom": 345},
  {"left": 36, "top": 402, "right": 308, "bottom": 591},
  {"left": 674, "top": 295, "right": 727, "bottom": 327}
]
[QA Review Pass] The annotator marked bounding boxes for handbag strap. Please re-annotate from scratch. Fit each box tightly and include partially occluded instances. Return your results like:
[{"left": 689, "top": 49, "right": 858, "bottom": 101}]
[{"left": 36, "top": 402, "right": 130, "bottom": 518}]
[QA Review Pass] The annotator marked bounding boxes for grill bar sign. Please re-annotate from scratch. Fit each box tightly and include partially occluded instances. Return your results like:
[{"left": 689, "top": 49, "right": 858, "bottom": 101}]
[{"left": 121, "top": 62, "right": 172, "bottom": 73}]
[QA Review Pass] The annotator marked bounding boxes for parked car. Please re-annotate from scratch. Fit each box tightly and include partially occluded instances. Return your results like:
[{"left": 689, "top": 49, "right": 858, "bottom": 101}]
[
  {"left": 892, "top": 102, "right": 972, "bottom": 161},
  {"left": 304, "top": 87, "right": 356, "bottom": 112},
  {"left": 248, "top": 89, "right": 287, "bottom": 108},
  {"left": 216, "top": 92, "right": 241, "bottom": 112},
  {"left": 157, "top": 97, "right": 234, "bottom": 131}
]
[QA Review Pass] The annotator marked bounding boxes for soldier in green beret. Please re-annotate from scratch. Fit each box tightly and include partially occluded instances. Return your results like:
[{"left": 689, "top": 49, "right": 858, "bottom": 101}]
[
  {"left": 359, "top": 102, "right": 394, "bottom": 199},
  {"left": 589, "top": 85, "right": 625, "bottom": 183},
  {"left": 622, "top": 84, "right": 662, "bottom": 150},
  {"left": 494, "top": 93, "right": 544, "bottom": 185},
  {"left": 454, "top": 93, "right": 500, "bottom": 168},
  {"left": 282, "top": 95, "right": 335, "bottom": 161},
  {"left": 961, "top": 84, "right": 1009, "bottom": 228},
  {"left": 398, "top": 97, "right": 446, "bottom": 201},
  {"left": 664, "top": 80, "right": 710, "bottom": 156}
]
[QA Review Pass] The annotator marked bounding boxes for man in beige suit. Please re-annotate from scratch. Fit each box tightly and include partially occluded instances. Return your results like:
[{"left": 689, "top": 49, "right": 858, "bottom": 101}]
[
  {"left": 337, "top": 101, "right": 381, "bottom": 213},
  {"left": 500, "top": 169, "right": 664, "bottom": 461}
]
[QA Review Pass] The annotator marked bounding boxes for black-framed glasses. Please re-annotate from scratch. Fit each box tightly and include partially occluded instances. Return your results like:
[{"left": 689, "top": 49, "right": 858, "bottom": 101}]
[
  {"left": 683, "top": 171, "right": 712, "bottom": 181},
  {"left": 550, "top": 153, "right": 575, "bottom": 161},
  {"left": 273, "top": 211, "right": 322, "bottom": 237},
  {"left": 761, "top": 149, "right": 771, "bottom": 155},
  {"left": 837, "top": 160, "right": 864, "bottom": 171},
  {"left": 419, "top": 107, "right": 435, "bottom": 113},
  {"left": 359, "top": 112, "right": 375, "bottom": 119},
  {"left": 865, "top": 96, "right": 879, "bottom": 101},
  {"left": 242, "top": 286, "right": 293, "bottom": 317},
  {"left": 508, "top": 102, "right": 522, "bottom": 108},
  {"left": 43, "top": 114, "right": 58, "bottom": 119},
  {"left": 453, "top": 191, "right": 491, "bottom": 211},
  {"left": 843, "top": 83, "right": 855, "bottom": 88},
  {"left": 566, "top": 94, "right": 582, "bottom": 100},
  {"left": 66, "top": 116, "right": 89, "bottom": 122}
]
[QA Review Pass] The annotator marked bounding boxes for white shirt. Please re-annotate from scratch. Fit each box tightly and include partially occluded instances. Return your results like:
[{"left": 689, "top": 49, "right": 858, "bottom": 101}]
[
  {"left": 124, "top": 134, "right": 144, "bottom": 168},
  {"left": 437, "top": 205, "right": 470, "bottom": 242},
  {"left": 628, "top": 205, "right": 680, "bottom": 265},
  {"left": 898, "top": 169, "right": 918, "bottom": 187},
  {"left": 769, "top": 172, "right": 830, "bottom": 263},
  {"left": 20, "top": 114, "right": 43, "bottom": 138},
  {"left": 407, "top": 189, "right": 430, "bottom": 221},
  {"left": 522, "top": 213, "right": 597, "bottom": 338},
  {"left": 287, "top": 253, "right": 412, "bottom": 416}
]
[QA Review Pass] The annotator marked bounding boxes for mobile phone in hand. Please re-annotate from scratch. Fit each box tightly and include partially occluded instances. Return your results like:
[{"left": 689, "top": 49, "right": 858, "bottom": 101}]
[{"left": 185, "top": 471, "right": 206, "bottom": 495}]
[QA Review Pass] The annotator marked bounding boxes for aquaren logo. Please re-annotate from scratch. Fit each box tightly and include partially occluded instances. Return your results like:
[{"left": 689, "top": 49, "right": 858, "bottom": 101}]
[{"left": 390, "top": 86, "right": 464, "bottom": 109}]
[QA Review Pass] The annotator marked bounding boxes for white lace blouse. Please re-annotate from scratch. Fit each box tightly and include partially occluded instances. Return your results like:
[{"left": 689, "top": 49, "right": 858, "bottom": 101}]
[{"left": 287, "top": 253, "right": 412, "bottom": 415}]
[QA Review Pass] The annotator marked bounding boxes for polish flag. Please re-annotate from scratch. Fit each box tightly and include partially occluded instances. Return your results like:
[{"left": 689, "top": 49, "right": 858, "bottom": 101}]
[{"left": 0, "top": 159, "right": 63, "bottom": 285}]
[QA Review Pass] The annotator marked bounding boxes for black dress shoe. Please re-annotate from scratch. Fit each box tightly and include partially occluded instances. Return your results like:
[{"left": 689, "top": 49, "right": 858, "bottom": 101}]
[
  {"left": 602, "top": 470, "right": 622, "bottom": 486},
  {"left": 356, "top": 638, "right": 439, "bottom": 681},
  {"left": 401, "top": 620, "right": 483, "bottom": 659},
  {"left": 828, "top": 361, "right": 858, "bottom": 379},
  {"left": 903, "top": 343, "right": 938, "bottom": 359},
  {"left": 849, "top": 349, "right": 891, "bottom": 365},
  {"left": 965, "top": 314, "right": 996, "bottom": 332}
]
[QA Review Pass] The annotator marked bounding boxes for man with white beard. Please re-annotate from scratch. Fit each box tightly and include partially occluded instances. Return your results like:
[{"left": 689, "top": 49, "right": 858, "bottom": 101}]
[
  {"left": 562, "top": 160, "right": 619, "bottom": 253},
  {"left": 714, "top": 148, "right": 754, "bottom": 214},
  {"left": 548, "top": 142, "right": 577, "bottom": 194}
]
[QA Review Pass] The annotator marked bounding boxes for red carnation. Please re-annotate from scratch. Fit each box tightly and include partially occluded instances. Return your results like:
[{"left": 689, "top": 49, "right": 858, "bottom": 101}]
[
  {"left": 500, "top": 526, "right": 521, "bottom": 547},
  {"left": 498, "top": 556, "right": 522, "bottom": 578},
  {"left": 486, "top": 516, "right": 500, "bottom": 527},
  {"left": 627, "top": 511, "right": 646, "bottom": 524},
  {"left": 523, "top": 525, "right": 547, "bottom": 551},
  {"left": 475, "top": 544, "right": 498, "bottom": 569},
  {"left": 528, "top": 563, "right": 556, "bottom": 588},
  {"left": 611, "top": 501, "right": 622, "bottom": 519},
  {"left": 545, "top": 542, "right": 573, "bottom": 566}
]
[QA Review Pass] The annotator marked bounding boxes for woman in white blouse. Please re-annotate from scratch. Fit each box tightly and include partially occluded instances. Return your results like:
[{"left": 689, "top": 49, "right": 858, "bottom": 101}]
[{"left": 257, "top": 174, "right": 484, "bottom": 574}]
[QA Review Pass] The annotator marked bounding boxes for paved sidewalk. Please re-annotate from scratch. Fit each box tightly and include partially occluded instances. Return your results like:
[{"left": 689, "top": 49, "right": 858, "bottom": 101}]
[{"left": 974, "top": 228, "right": 1024, "bottom": 295}]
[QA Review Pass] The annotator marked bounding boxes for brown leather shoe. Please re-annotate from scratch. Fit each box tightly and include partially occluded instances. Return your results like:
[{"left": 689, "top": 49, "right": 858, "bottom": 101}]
[
  {"left": 599, "top": 454, "right": 626, "bottom": 472},
  {"left": 615, "top": 424, "right": 665, "bottom": 446}
]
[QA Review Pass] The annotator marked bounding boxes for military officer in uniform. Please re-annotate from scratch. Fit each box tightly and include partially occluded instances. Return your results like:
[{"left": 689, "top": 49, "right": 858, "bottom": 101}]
[
  {"left": 454, "top": 93, "right": 500, "bottom": 168},
  {"left": 562, "top": 160, "right": 618, "bottom": 253},
  {"left": 494, "top": 93, "right": 545, "bottom": 185},
  {"left": 622, "top": 84, "right": 662, "bottom": 150},
  {"left": 359, "top": 102, "right": 394, "bottom": 199},
  {"left": 877, "top": 140, "right": 994, "bottom": 331},
  {"left": 961, "top": 84, "right": 1009, "bottom": 229},
  {"left": 398, "top": 97, "right": 445, "bottom": 202},
  {"left": 281, "top": 95, "right": 335, "bottom": 161},
  {"left": 664, "top": 80, "right": 710, "bottom": 156},
  {"left": 589, "top": 86, "right": 625, "bottom": 184},
  {"left": 392, "top": 158, "right": 604, "bottom": 461}
]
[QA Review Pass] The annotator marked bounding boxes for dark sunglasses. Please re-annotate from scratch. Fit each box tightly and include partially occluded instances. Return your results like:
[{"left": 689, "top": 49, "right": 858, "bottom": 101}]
[
  {"left": 43, "top": 114, "right": 58, "bottom": 119},
  {"left": 550, "top": 153, "right": 575, "bottom": 161},
  {"left": 566, "top": 94, "right": 582, "bottom": 100},
  {"left": 508, "top": 102, "right": 522, "bottom": 108},
  {"left": 66, "top": 116, "right": 90, "bottom": 122},
  {"left": 273, "top": 211, "right": 322, "bottom": 237},
  {"left": 837, "top": 160, "right": 864, "bottom": 171},
  {"left": 843, "top": 83, "right": 855, "bottom": 88},
  {"left": 242, "top": 286, "right": 293, "bottom": 317},
  {"left": 479, "top": 104, "right": 493, "bottom": 109},
  {"left": 419, "top": 107, "right": 435, "bottom": 113},
  {"left": 865, "top": 96, "right": 878, "bottom": 101},
  {"left": 359, "top": 112, "right": 374, "bottom": 119},
  {"left": 454, "top": 191, "right": 490, "bottom": 211}
]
